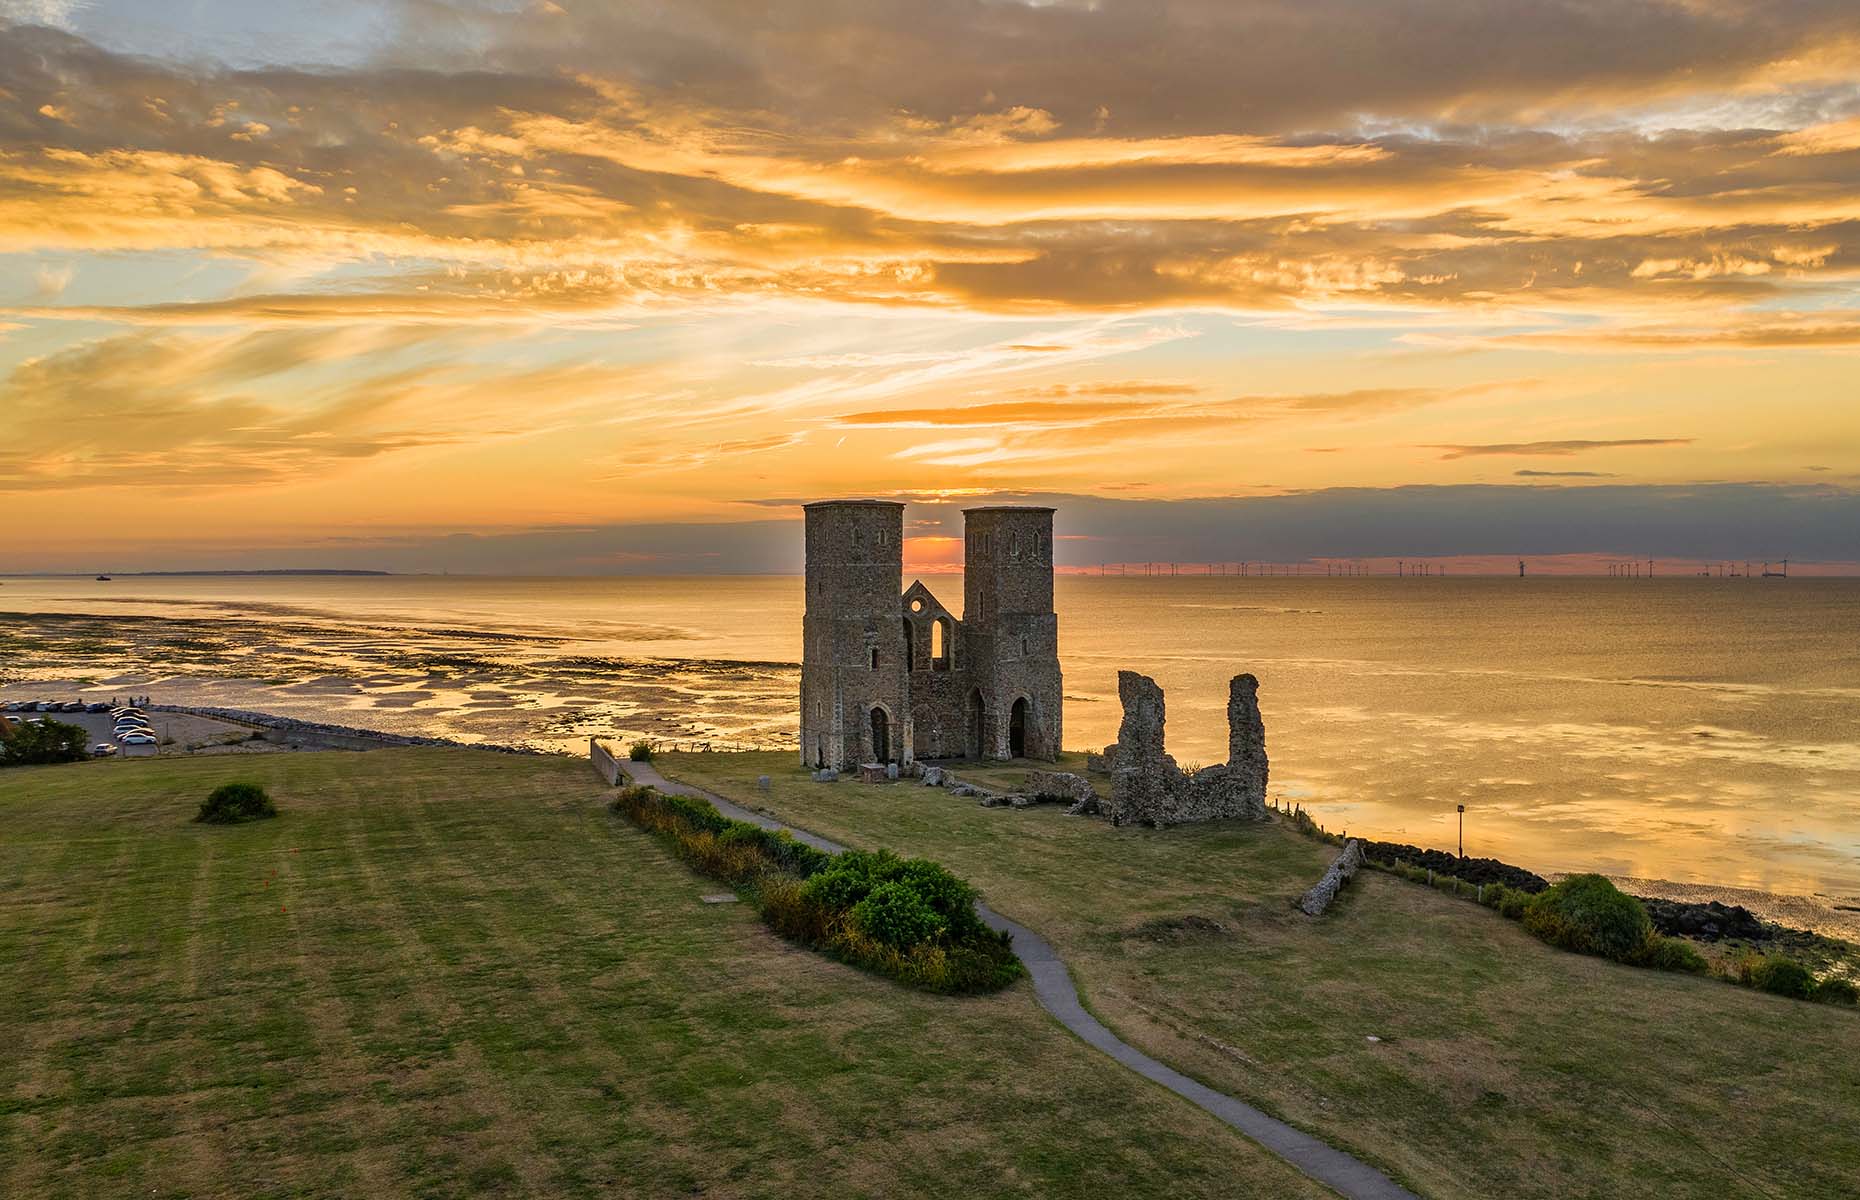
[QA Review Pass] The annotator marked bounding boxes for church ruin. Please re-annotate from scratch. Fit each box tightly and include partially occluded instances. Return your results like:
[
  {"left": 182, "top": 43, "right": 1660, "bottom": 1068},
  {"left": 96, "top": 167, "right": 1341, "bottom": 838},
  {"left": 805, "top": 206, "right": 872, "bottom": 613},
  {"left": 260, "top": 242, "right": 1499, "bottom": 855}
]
[
  {"left": 1099, "top": 671, "right": 1270, "bottom": 827},
  {"left": 799, "top": 500, "right": 1062, "bottom": 771}
]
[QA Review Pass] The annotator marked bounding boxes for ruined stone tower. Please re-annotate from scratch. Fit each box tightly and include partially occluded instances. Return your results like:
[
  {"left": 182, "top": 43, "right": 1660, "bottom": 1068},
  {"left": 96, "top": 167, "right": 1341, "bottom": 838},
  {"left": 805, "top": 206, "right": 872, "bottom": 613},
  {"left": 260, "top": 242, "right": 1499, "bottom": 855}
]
[
  {"left": 798, "top": 500, "right": 1062, "bottom": 771},
  {"left": 960, "top": 506, "right": 1062, "bottom": 760},
  {"left": 799, "top": 501, "right": 909, "bottom": 772}
]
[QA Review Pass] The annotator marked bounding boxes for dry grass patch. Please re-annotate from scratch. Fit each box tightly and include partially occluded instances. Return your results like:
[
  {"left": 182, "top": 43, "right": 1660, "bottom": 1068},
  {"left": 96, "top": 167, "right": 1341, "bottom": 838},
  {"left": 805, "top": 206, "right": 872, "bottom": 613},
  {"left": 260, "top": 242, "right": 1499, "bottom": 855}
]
[
  {"left": 0, "top": 748, "right": 1328, "bottom": 1200},
  {"left": 665, "top": 750, "right": 1860, "bottom": 1200}
]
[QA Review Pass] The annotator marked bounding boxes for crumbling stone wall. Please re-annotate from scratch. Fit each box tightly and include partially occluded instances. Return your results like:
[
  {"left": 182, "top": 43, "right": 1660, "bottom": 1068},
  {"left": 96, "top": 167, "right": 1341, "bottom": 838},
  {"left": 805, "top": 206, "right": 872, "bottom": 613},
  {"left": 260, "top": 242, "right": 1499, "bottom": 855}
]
[
  {"left": 1297, "top": 839, "right": 1363, "bottom": 916},
  {"left": 1103, "top": 671, "right": 1270, "bottom": 828}
]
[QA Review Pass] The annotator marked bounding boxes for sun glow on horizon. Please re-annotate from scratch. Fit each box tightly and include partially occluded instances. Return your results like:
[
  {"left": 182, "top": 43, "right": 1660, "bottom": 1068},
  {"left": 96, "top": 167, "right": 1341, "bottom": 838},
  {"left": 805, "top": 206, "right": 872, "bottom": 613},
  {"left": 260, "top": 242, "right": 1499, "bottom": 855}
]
[{"left": 1, "top": 2, "right": 1857, "bottom": 572}]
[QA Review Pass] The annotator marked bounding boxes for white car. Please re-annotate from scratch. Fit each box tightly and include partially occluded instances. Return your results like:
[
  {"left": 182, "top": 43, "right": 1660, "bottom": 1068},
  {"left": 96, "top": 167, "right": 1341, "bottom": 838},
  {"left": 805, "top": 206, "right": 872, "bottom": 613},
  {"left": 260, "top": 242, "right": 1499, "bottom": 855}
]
[
  {"left": 90, "top": 744, "right": 117, "bottom": 757},
  {"left": 118, "top": 733, "right": 158, "bottom": 746}
]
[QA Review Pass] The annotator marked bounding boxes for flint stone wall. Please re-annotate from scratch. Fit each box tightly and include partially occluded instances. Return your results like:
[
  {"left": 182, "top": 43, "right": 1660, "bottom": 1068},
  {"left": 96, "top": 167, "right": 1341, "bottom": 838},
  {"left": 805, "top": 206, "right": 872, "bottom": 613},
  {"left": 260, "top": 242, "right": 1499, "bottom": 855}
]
[
  {"left": 1024, "top": 770, "right": 1098, "bottom": 807},
  {"left": 1297, "top": 839, "right": 1364, "bottom": 916},
  {"left": 1103, "top": 671, "right": 1270, "bottom": 828}
]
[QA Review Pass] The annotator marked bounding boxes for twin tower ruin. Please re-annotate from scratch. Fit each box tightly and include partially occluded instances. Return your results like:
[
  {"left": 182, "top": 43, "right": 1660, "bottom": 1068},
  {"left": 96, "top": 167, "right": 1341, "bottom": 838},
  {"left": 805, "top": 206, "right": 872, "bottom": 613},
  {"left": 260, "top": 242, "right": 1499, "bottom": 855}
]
[{"left": 800, "top": 501, "right": 1062, "bottom": 772}]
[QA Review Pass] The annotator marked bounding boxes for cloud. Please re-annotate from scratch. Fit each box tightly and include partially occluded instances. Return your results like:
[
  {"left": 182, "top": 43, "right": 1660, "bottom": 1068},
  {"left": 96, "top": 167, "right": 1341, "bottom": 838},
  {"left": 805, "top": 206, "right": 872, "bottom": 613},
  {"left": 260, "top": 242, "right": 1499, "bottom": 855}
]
[
  {"left": 1515, "top": 469, "right": 1620, "bottom": 478},
  {"left": 22, "top": 483, "right": 1852, "bottom": 574},
  {"left": 1429, "top": 438, "right": 1693, "bottom": 460},
  {"left": 1, "top": 23, "right": 1858, "bottom": 322},
  {"left": 838, "top": 384, "right": 1475, "bottom": 432},
  {"left": 32, "top": 262, "right": 72, "bottom": 297},
  {"left": 0, "top": 327, "right": 642, "bottom": 491}
]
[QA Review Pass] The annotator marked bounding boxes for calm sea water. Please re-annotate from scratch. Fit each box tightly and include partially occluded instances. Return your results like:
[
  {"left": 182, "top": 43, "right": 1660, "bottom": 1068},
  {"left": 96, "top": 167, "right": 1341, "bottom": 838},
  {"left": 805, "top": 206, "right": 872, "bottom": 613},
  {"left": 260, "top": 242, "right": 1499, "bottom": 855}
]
[{"left": 3, "top": 573, "right": 1857, "bottom": 899}]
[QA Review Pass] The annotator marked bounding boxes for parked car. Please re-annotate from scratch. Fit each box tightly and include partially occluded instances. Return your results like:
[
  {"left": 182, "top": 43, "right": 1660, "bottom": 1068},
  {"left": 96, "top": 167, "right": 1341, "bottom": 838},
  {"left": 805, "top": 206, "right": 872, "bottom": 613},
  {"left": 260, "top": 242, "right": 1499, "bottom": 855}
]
[
  {"left": 115, "top": 720, "right": 153, "bottom": 733},
  {"left": 90, "top": 744, "right": 117, "bottom": 757},
  {"left": 86, "top": 702, "right": 110, "bottom": 713},
  {"left": 118, "top": 732, "right": 158, "bottom": 745}
]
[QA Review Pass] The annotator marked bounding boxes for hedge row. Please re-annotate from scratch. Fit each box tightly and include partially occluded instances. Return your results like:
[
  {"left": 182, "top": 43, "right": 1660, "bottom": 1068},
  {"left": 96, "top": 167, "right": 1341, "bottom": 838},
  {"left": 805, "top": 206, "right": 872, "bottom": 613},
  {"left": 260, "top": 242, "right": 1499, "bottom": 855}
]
[
  {"left": 610, "top": 785, "right": 1022, "bottom": 994},
  {"left": 1376, "top": 860, "right": 1857, "bottom": 1007}
]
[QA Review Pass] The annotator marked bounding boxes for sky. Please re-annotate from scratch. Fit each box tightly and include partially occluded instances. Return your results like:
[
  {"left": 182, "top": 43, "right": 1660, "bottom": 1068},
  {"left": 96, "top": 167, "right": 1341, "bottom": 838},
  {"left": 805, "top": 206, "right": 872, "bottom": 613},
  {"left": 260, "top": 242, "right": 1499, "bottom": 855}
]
[{"left": 2, "top": 0, "right": 1858, "bottom": 574}]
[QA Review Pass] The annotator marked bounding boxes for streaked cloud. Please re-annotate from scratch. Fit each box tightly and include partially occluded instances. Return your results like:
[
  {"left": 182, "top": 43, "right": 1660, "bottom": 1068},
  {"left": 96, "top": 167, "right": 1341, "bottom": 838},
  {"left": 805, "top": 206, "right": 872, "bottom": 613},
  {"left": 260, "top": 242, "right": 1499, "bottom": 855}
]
[
  {"left": 0, "top": 4, "right": 1856, "bottom": 563},
  {"left": 1429, "top": 439, "right": 1693, "bottom": 460}
]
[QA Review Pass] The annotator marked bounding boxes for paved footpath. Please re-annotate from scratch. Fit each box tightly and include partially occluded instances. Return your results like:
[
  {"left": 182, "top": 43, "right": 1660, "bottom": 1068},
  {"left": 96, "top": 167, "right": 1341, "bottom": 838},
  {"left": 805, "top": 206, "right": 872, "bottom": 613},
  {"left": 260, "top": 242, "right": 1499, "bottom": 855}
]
[{"left": 618, "top": 759, "right": 1418, "bottom": 1200}]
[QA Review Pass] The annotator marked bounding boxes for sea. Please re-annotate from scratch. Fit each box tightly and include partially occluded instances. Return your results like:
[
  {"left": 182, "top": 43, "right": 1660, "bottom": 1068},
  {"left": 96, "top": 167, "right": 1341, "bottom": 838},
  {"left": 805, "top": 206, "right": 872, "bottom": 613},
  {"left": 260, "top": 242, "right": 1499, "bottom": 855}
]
[{"left": 3, "top": 573, "right": 1858, "bottom": 912}]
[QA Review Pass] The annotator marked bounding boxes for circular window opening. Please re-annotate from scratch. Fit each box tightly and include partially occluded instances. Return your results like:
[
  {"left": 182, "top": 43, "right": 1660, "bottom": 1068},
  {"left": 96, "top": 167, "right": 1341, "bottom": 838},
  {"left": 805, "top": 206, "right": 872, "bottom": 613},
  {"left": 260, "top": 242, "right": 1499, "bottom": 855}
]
[{"left": 910, "top": 599, "right": 925, "bottom": 613}]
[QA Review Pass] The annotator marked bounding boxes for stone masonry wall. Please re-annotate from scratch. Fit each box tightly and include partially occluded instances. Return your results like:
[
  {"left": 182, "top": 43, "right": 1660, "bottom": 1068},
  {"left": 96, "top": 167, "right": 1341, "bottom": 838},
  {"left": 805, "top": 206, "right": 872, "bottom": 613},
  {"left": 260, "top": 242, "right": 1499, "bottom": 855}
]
[{"left": 1103, "top": 670, "right": 1270, "bottom": 828}]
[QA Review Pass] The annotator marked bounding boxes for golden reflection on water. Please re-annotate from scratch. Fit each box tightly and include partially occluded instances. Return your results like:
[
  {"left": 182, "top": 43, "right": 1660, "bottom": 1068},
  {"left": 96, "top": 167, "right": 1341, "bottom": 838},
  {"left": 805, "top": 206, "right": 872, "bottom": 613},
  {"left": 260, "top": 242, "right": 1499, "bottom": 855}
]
[{"left": 3, "top": 574, "right": 1857, "bottom": 899}]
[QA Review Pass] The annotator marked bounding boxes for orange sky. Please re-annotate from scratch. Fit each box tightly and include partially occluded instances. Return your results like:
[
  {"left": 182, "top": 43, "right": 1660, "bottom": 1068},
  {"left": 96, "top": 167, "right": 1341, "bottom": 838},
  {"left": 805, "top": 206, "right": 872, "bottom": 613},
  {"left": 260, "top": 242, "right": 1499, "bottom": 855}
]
[{"left": 2, "top": 2, "right": 1858, "bottom": 572}]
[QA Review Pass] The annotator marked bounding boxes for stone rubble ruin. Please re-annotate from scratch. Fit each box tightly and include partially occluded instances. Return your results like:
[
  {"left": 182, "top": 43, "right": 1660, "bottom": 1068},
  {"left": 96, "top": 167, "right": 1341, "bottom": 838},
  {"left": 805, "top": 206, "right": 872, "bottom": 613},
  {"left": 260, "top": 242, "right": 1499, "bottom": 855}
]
[
  {"left": 1101, "top": 671, "right": 1270, "bottom": 828},
  {"left": 1297, "top": 839, "right": 1364, "bottom": 916}
]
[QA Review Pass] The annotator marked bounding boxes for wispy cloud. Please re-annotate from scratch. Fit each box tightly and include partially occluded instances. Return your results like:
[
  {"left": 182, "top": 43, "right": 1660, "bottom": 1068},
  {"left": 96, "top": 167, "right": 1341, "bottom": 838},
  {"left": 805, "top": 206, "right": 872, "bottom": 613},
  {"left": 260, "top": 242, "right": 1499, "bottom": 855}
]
[{"left": 1430, "top": 439, "right": 1693, "bottom": 460}]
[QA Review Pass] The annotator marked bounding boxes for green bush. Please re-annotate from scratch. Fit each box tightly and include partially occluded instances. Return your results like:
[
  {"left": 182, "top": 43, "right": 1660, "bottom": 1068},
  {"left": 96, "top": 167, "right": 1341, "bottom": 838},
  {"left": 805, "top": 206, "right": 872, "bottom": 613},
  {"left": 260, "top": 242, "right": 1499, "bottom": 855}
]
[
  {"left": 195, "top": 781, "right": 277, "bottom": 825},
  {"left": 1522, "top": 874, "right": 1653, "bottom": 963},
  {"left": 850, "top": 880, "right": 946, "bottom": 947},
  {"left": 1743, "top": 956, "right": 1815, "bottom": 1000},
  {"left": 0, "top": 717, "right": 89, "bottom": 767},
  {"left": 628, "top": 740, "right": 655, "bottom": 762},
  {"left": 1811, "top": 976, "right": 1858, "bottom": 1006},
  {"left": 1634, "top": 935, "right": 1709, "bottom": 974},
  {"left": 610, "top": 784, "right": 1019, "bottom": 993}
]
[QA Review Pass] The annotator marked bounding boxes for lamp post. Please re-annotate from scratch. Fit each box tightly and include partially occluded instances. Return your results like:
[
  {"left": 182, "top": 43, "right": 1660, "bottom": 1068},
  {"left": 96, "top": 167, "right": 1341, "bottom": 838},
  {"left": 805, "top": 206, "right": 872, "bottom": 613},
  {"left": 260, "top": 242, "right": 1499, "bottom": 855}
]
[{"left": 1457, "top": 804, "right": 1465, "bottom": 859}]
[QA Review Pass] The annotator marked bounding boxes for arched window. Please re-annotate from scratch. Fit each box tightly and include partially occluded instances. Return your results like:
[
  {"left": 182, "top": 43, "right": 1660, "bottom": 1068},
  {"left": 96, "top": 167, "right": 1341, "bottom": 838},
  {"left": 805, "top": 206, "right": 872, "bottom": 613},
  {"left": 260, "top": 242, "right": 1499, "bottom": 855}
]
[{"left": 931, "top": 618, "right": 946, "bottom": 667}]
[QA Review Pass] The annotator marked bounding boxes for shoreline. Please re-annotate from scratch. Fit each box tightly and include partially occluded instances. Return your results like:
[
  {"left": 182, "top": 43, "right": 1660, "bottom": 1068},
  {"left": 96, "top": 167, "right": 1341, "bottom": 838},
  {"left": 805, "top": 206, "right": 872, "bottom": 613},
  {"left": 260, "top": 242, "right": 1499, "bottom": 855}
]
[{"left": 7, "top": 651, "right": 1852, "bottom": 930}]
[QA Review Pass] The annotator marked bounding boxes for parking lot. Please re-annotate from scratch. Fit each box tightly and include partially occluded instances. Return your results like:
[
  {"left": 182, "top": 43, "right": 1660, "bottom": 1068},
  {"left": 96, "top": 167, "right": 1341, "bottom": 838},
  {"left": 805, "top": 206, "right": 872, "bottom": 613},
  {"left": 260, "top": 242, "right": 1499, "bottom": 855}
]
[{"left": 0, "top": 701, "right": 272, "bottom": 757}]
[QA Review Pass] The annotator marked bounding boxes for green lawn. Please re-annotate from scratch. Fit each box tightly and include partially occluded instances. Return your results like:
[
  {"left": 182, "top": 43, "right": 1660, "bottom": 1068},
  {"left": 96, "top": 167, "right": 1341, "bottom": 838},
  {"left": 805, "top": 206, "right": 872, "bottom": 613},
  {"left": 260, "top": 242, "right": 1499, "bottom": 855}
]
[
  {"left": 663, "top": 751, "right": 1860, "bottom": 1200},
  {"left": 0, "top": 749, "right": 1330, "bottom": 1200}
]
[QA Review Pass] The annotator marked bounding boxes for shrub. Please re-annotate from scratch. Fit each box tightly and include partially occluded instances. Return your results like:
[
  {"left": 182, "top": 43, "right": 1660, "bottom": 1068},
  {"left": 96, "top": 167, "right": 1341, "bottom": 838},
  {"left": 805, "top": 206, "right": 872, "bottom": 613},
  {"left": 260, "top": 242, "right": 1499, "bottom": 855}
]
[
  {"left": 1521, "top": 874, "right": 1653, "bottom": 963},
  {"left": 195, "top": 781, "right": 277, "bottom": 825},
  {"left": 1742, "top": 955, "right": 1815, "bottom": 1000},
  {"left": 0, "top": 717, "right": 89, "bottom": 767},
  {"left": 1811, "top": 977, "right": 1858, "bottom": 1006},
  {"left": 850, "top": 880, "right": 946, "bottom": 947},
  {"left": 628, "top": 740, "right": 655, "bottom": 762},
  {"left": 608, "top": 783, "right": 1020, "bottom": 994},
  {"left": 1634, "top": 935, "right": 1709, "bottom": 974}
]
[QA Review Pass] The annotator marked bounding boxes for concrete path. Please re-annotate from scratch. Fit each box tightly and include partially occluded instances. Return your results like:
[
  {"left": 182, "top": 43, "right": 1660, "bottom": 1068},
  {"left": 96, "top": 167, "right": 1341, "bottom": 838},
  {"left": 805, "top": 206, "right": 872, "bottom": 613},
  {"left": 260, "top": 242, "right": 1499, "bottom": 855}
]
[{"left": 618, "top": 759, "right": 1418, "bottom": 1200}]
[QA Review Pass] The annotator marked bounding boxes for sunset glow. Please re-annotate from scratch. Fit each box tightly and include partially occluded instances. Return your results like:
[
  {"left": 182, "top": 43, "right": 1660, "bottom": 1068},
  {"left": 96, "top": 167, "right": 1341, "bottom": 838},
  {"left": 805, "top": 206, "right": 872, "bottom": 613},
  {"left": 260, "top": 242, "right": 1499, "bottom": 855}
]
[{"left": 3, "top": 2, "right": 1858, "bottom": 572}]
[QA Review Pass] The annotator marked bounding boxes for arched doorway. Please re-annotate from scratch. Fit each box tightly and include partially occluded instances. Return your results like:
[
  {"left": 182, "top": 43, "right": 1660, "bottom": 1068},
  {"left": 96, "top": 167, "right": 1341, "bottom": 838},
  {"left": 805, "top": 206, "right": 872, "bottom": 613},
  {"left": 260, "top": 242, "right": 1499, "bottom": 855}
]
[
  {"left": 967, "top": 690, "right": 987, "bottom": 759},
  {"left": 870, "top": 706, "right": 890, "bottom": 764},
  {"left": 1009, "top": 697, "right": 1028, "bottom": 759}
]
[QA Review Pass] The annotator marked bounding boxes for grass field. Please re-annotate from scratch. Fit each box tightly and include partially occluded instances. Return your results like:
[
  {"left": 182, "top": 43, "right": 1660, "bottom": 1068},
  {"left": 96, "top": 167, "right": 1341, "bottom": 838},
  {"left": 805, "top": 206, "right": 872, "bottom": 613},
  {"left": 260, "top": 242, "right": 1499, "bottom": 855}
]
[
  {"left": 0, "top": 749, "right": 1331, "bottom": 1199},
  {"left": 663, "top": 751, "right": 1860, "bottom": 1200}
]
